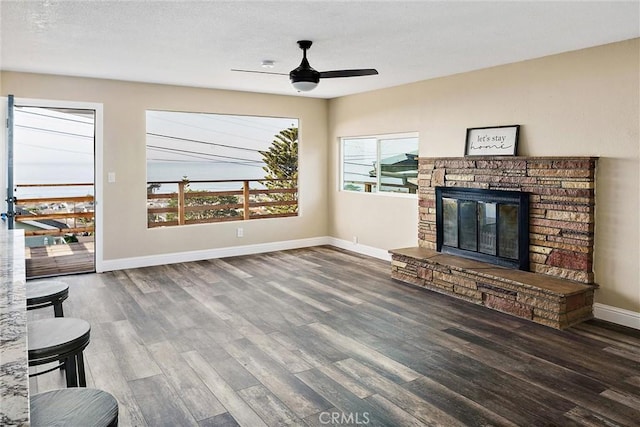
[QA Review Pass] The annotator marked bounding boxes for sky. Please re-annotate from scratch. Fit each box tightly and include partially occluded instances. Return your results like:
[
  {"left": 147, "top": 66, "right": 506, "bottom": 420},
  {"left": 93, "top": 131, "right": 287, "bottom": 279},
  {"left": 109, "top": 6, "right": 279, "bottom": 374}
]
[
  {"left": 146, "top": 110, "right": 296, "bottom": 163},
  {"left": 145, "top": 111, "right": 298, "bottom": 183},
  {"left": 13, "top": 106, "right": 95, "bottom": 165}
]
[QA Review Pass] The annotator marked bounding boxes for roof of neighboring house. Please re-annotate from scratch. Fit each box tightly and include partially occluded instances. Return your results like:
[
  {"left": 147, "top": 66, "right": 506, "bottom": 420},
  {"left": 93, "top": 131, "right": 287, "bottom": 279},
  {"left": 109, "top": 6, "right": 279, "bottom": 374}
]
[
  {"left": 371, "top": 151, "right": 419, "bottom": 180},
  {"left": 379, "top": 150, "right": 419, "bottom": 166},
  {"left": 15, "top": 207, "right": 69, "bottom": 230}
]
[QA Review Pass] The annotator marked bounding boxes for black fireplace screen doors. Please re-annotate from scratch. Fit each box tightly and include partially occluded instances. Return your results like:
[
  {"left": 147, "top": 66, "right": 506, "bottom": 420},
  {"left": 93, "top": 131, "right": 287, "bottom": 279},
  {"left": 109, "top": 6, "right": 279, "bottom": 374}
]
[{"left": 436, "top": 187, "right": 529, "bottom": 270}]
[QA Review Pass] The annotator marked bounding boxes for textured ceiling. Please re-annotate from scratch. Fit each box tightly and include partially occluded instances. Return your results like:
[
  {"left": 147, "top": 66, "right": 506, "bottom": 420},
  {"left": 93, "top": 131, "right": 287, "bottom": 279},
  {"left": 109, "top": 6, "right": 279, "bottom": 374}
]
[{"left": 1, "top": 1, "right": 639, "bottom": 99}]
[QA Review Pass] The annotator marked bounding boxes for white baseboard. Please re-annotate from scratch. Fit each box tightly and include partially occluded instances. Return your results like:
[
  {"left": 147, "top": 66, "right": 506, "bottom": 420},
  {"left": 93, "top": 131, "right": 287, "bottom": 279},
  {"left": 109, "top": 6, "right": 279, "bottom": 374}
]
[
  {"left": 593, "top": 303, "right": 640, "bottom": 330},
  {"left": 99, "top": 236, "right": 331, "bottom": 272},
  {"left": 326, "top": 237, "right": 392, "bottom": 261},
  {"left": 99, "top": 236, "right": 394, "bottom": 272}
]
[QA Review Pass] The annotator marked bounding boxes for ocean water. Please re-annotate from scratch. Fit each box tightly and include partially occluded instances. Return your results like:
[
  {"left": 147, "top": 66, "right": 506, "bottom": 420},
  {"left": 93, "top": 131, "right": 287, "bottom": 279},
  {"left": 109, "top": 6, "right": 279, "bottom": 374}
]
[
  {"left": 147, "top": 161, "right": 269, "bottom": 192},
  {"left": 148, "top": 161, "right": 265, "bottom": 180}
]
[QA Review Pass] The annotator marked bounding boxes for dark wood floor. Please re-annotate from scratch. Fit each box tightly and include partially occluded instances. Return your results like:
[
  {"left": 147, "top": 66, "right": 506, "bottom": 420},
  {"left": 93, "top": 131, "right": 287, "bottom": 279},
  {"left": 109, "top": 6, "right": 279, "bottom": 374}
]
[{"left": 28, "top": 246, "right": 640, "bottom": 426}]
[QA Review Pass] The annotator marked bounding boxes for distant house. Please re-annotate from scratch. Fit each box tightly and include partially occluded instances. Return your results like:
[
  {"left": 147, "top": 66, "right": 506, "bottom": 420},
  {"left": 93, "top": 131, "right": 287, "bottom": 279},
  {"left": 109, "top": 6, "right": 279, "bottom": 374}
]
[
  {"left": 370, "top": 150, "right": 419, "bottom": 193},
  {"left": 14, "top": 207, "right": 68, "bottom": 247}
]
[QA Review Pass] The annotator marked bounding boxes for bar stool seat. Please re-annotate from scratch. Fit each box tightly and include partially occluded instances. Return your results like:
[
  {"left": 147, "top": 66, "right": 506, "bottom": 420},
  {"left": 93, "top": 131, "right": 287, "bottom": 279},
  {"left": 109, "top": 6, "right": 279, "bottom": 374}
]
[
  {"left": 30, "top": 388, "right": 118, "bottom": 427},
  {"left": 27, "top": 280, "right": 69, "bottom": 317},
  {"left": 28, "top": 318, "right": 91, "bottom": 387}
]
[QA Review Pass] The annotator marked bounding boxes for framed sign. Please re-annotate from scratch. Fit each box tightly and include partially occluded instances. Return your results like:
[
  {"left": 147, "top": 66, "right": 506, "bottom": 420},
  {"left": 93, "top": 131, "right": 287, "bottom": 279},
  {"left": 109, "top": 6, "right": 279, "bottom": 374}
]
[{"left": 465, "top": 125, "right": 520, "bottom": 156}]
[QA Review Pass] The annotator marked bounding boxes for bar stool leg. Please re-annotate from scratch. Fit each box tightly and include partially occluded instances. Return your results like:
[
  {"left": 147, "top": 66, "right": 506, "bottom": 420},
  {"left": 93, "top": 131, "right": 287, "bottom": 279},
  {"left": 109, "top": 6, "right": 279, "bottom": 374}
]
[
  {"left": 53, "top": 301, "right": 64, "bottom": 317},
  {"left": 55, "top": 300, "right": 66, "bottom": 372},
  {"left": 76, "top": 352, "right": 87, "bottom": 387},
  {"left": 65, "top": 356, "right": 78, "bottom": 387}
]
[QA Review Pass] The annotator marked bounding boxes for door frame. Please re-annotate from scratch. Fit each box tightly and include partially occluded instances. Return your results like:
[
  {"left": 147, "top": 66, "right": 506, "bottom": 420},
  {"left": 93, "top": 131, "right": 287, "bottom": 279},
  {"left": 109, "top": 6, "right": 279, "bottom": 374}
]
[{"left": 2, "top": 97, "right": 105, "bottom": 273}]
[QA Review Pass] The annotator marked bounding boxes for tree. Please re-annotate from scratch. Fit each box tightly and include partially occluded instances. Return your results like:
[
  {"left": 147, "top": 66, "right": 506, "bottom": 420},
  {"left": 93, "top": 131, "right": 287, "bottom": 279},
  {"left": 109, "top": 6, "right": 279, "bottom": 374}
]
[
  {"left": 259, "top": 127, "right": 298, "bottom": 214},
  {"left": 182, "top": 193, "right": 241, "bottom": 221},
  {"left": 147, "top": 183, "right": 163, "bottom": 223},
  {"left": 147, "top": 183, "right": 161, "bottom": 194},
  {"left": 343, "top": 183, "right": 362, "bottom": 192}
]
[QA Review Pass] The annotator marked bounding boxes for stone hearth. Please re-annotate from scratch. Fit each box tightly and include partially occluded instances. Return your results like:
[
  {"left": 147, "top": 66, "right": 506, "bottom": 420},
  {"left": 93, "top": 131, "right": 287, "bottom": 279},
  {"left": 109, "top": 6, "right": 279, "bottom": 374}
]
[
  {"left": 390, "top": 247, "right": 595, "bottom": 329},
  {"left": 390, "top": 156, "right": 598, "bottom": 329}
]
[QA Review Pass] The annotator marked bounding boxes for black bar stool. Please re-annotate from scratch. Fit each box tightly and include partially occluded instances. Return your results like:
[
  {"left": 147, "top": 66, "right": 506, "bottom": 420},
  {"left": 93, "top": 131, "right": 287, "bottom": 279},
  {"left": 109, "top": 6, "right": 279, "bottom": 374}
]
[
  {"left": 27, "top": 280, "right": 69, "bottom": 317},
  {"left": 30, "top": 388, "right": 118, "bottom": 426},
  {"left": 28, "top": 318, "right": 91, "bottom": 387}
]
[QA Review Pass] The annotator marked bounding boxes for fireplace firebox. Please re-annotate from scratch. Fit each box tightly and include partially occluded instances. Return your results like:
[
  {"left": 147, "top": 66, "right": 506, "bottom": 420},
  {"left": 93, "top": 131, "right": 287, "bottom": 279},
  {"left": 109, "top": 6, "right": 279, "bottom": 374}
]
[{"left": 435, "top": 187, "right": 529, "bottom": 270}]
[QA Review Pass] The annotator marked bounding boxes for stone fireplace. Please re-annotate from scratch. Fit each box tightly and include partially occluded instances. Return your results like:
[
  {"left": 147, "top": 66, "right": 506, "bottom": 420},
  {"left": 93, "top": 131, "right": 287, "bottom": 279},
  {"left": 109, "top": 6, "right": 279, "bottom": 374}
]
[{"left": 390, "top": 156, "right": 598, "bottom": 329}]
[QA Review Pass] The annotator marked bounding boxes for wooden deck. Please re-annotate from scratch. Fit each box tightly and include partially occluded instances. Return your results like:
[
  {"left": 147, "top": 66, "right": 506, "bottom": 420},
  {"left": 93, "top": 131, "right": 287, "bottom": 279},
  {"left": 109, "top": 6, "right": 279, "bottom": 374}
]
[
  {"left": 25, "top": 241, "right": 95, "bottom": 278},
  {"left": 28, "top": 246, "right": 640, "bottom": 426}
]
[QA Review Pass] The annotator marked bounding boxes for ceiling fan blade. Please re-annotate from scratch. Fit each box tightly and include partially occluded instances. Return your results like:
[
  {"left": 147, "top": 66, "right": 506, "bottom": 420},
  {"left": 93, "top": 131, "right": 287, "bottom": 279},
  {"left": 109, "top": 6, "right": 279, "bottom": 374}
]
[
  {"left": 230, "top": 69, "right": 288, "bottom": 76},
  {"left": 319, "top": 69, "right": 378, "bottom": 79}
]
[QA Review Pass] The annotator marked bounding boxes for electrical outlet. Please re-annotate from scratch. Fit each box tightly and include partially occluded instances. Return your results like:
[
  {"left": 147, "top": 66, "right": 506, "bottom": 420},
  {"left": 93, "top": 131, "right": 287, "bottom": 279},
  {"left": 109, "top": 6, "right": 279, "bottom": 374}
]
[
  {"left": 353, "top": 236, "right": 358, "bottom": 244},
  {"left": 237, "top": 227, "right": 244, "bottom": 238}
]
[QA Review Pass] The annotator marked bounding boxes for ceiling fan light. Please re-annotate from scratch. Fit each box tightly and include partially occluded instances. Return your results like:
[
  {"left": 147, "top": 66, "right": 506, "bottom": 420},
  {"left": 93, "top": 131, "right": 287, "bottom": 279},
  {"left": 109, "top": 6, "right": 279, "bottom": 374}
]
[
  {"left": 290, "top": 63, "right": 320, "bottom": 92},
  {"left": 291, "top": 80, "right": 318, "bottom": 92}
]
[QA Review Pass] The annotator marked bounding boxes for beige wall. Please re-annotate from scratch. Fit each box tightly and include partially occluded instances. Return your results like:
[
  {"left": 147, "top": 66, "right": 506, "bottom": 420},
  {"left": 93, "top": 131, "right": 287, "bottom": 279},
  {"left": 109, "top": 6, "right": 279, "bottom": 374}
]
[
  {"left": 0, "top": 73, "right": 329, "bottom": 261},
  {"left": 327, "top": 83, "right": 423, "bottom": 252},
  {"left": 328, "top": 39, "right": 640, "bottom": 312}
]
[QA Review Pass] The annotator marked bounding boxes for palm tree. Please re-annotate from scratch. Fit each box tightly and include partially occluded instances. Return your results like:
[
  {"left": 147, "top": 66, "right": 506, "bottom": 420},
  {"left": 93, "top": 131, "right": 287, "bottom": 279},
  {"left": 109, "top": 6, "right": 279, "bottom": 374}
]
[{"left": 259, "top": 127, "right": 298, "bottom": 214}]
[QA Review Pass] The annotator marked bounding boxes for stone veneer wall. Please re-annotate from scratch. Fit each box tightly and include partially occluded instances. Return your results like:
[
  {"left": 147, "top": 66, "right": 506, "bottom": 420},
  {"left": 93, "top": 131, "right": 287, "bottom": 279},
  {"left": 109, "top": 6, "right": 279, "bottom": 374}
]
[{"left": 418, "top": 157, "right": 597, "bottom": 284}]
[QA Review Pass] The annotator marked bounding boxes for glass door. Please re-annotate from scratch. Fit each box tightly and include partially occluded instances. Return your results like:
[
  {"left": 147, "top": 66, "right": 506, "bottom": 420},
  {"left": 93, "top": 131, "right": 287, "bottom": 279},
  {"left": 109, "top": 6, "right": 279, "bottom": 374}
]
[{"left": 8, "top": 100, "right": 96, "bottom": 278}]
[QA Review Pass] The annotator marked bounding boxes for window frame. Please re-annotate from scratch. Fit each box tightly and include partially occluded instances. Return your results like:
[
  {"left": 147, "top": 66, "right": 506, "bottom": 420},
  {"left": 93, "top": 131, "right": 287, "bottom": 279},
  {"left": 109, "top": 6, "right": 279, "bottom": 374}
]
[{"left": 339, "top": 132, "right": 419, "bottom": 197}]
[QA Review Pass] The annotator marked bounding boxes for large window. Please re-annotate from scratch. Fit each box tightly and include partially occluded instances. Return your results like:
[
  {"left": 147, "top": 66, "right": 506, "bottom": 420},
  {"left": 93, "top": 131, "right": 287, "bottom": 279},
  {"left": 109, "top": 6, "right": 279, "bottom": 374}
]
[
  {"left": 341, "top": 133, "right": 418, "bottom": 194},
  {"left": 146, "top": 111, "right": 299, "bottom": 227}
]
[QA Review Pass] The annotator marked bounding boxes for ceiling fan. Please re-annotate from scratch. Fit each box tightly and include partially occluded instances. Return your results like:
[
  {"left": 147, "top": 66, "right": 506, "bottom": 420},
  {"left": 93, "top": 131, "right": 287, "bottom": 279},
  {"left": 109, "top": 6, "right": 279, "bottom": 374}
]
[{"left": 232, "top": 40, "right": 378, "bottom": 92}]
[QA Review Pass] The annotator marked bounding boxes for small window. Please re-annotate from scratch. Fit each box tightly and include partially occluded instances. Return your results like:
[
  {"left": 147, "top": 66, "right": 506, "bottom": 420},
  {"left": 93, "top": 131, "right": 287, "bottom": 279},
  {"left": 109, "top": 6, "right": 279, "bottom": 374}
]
[{"left": 341, "top": 133, "right": 418, "bottom": 194}]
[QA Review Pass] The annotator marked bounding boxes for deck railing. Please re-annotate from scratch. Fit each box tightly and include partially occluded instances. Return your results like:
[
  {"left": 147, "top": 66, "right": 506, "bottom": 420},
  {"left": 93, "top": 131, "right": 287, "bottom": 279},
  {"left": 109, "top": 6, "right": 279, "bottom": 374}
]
[
  {"left": 13, "top": 180, "right": 298, "bottom": 232},
  {"left": 14, "top": 183, "right": 95, "bottom": 237},
  {"left": 147, "top": 178, "right": 298, "bottom": 227}
]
